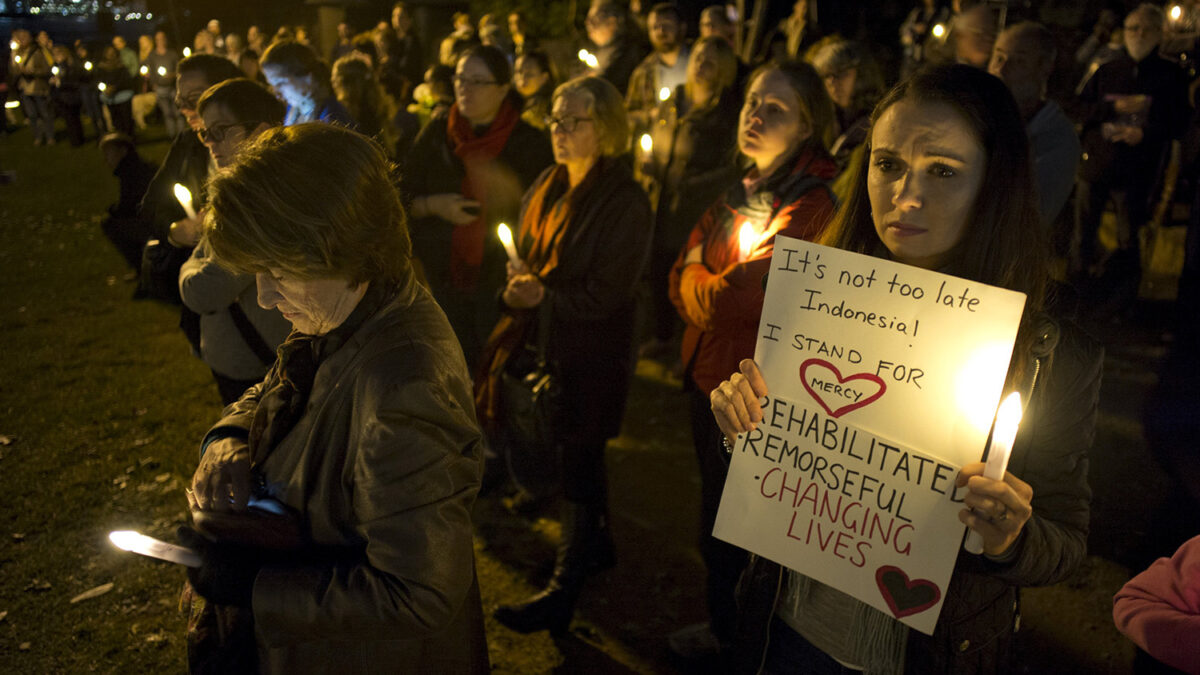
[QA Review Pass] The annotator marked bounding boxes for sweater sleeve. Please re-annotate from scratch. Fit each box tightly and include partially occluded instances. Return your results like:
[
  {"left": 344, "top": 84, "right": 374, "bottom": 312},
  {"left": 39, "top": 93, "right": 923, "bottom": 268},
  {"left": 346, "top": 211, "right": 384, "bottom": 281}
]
[
  {"left": 1113, "top": 535, "right": 1200, "bottom": 674},
  {"left": 179, "top": 240, "right": 257, "bottom": 314}
]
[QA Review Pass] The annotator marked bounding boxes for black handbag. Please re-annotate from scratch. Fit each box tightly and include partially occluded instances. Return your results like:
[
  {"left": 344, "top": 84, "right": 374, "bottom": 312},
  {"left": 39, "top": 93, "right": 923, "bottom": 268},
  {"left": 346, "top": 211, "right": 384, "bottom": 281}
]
[{"left": 497, "top": 298, "right": 562, "bottom": 495}]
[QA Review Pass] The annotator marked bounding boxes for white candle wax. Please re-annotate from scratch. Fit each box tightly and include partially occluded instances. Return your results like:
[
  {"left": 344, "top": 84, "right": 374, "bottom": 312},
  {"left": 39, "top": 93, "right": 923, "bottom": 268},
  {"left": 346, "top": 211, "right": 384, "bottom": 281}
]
[
  {"left": 964, "top": 392, "right": 1023, "bottom": 554},
  {"left": 173, "top": 183, "right": 197, "bottom": 220},
  {"left": 497, "top": 223, "right": 521, "bottom": 267},
  {"left": 109, "top": 530, "right": 202, "bottom": 567}
]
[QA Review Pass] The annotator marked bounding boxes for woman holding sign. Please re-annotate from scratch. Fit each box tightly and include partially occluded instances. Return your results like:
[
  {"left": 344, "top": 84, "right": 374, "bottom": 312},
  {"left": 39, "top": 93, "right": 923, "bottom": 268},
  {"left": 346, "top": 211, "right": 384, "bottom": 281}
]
[
  {"left": 666, "top": 60, "right": 839, "bottom": 660},
  {"left": 710, "top": 65, "right": 1102, "bottom": 672}
]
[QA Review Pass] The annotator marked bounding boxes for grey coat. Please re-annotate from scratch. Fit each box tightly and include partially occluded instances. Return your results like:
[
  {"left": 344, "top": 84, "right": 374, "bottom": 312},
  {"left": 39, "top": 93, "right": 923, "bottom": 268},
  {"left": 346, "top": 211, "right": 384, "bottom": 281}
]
[{"left": 206, "top": 274, "right": 489, "bottom": 674}]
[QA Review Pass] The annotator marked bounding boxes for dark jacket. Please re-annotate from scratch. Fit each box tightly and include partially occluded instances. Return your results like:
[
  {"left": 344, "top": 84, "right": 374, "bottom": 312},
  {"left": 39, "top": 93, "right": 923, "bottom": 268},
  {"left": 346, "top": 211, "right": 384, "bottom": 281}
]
[
  {"left": 206, "top": 274, "right": 489, "bottom": 674},
  {"left": 110, "top": 149, "right": 156, "bottom": 220},
  {"left": 1076, "top": 48, "right": 1189, "bottom": 184},
  {"left": 138, "top": 128, "right": 210, "bottom": 242},
  {"left": 519, "top": 159, "right": 653, "bottom": 442},
  {"left": 594, "top": 35, "right": 647, "bottom": 95},
  {"left": 402, "top": 113, "right": 554, "bottom": 293},
  {"left": 732, "top": 316, "right": 1103, "bottom": 674},
  {"left": 654, "top": 84, "right": 742, "bottom": 252}
]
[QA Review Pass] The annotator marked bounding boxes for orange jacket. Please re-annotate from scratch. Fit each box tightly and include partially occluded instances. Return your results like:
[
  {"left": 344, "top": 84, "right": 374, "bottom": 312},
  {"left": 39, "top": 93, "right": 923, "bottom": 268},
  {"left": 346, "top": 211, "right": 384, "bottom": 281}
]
[{"left": 669, "top": 147, "right": 837, "bottom": 394}]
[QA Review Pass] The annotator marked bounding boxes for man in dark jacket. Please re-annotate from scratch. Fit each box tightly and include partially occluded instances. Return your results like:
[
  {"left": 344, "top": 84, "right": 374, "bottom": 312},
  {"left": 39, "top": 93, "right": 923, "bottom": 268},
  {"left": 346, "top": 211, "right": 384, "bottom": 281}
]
[
  {"left": 99, "top": 133, "right": 156, "bottom": 273},
  {"left": 137, "top": 55, "right": 242, "bottom": 265},
  {"left": 586, "top": 3, "right": 648, "bottom": 95},
  {"left": 1072, "top": 3, "right": 1188, "bottom": 304}
]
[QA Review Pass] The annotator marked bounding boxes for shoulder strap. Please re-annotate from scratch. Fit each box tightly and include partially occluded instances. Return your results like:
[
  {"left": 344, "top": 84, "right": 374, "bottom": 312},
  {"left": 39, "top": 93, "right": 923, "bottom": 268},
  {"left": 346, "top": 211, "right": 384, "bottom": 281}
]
[{"left": 228, "top": 304, "right": 277, "bottom": 366}]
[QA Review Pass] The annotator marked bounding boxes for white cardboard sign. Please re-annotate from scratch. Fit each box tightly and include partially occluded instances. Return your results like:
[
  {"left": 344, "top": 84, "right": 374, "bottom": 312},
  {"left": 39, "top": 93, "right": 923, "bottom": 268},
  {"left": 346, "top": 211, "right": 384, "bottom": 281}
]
[{"left": 712, "top": 237, "right": 1026, "bottom": 634}]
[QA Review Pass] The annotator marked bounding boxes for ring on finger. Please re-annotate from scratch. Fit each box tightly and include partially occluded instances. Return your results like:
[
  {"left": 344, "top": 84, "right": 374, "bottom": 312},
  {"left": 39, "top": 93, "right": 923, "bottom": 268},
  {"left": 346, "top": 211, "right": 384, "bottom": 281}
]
[{"left": 994, "top": 505, "right": 1009, "bottom": 523}]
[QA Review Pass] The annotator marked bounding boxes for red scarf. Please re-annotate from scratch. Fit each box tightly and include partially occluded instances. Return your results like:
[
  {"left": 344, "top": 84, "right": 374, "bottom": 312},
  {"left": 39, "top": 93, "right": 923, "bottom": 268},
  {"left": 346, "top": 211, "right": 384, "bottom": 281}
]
[{"left": 445, "top": 98, "right": 520, "bottom": 289}]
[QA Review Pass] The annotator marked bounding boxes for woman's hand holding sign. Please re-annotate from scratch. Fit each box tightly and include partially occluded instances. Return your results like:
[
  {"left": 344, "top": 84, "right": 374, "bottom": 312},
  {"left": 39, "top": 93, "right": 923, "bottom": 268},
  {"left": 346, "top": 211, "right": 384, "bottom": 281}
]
[
  {"left": 711, "top": 358, "right": 769, "bottom": 445},
  {"left": 955, "top": 463, "right": 1034, "bottom": 556}
]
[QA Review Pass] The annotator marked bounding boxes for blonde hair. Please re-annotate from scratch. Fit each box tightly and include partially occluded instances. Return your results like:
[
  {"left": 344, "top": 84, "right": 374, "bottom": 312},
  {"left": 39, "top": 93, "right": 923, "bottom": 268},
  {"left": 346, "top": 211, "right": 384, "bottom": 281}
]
[
  {"left": 204, "top": 124, "right": 411, "bottom": 286},
  {"left": 552, "top": 76, "right": 629, "bottom": 156}
]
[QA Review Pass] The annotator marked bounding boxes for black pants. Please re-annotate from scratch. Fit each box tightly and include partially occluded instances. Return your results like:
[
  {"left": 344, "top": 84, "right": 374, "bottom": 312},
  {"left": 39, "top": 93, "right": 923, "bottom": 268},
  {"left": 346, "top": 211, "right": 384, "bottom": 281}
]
[
  {"left": 56, "top": 101, "right": 84, "bottom": 146},
  {"left": 689, "top": 389, "right": 748, "bottom": 644},
  {"left": 560, "top": 436, "right": 608, "bottom": 507}
]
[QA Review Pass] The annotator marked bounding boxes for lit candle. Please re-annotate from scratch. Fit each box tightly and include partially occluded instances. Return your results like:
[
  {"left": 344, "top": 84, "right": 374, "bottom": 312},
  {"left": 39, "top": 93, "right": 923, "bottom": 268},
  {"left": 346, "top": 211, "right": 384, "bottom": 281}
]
[
  {"left": 173, "top": 183, "right": 197, "bottom": 220},
  {"left": 964, "top": 392, "right": 1023, "bottom": 554},
  {"left": 1171, "top": 5, "right": 1182, "bottom": 21},
  {"left": 577, "top": 49, "right": 598, "bottom": 69},
  {"left": 13, "top": 54, "right": 21, "bottom": 64},
  {"left": 97, "top": 82, "right": 106, "bottom": 92},
  {"left": 658, "top": 86, "right": 671, "bottom": 102},
  {"left": 639, "top": 133, "right": 653, "bottom": 154},
  {"left": 109, "top": 530, "right": 202, "bottom": 567},
  {"left": 84, "top": 60, "right": 93, "bottom": 71},
  {"left": 497, "top": 223, "right": 521, "bottom": 267},
  {"left": 931, "top": 23, "right": 946, "bottom": 38},
  {"left": 51, "top": 65, "right": 59, "bottom": 76},
  {"left": 182, "top": 47, "right": 192, "bottom": 58},
  {"left": 5, "top": 100, "right": 21, "bottom": 109},
  {"left": 8, "top": 40, "right": 16, "bottom": 51},
  {"left": 139, "top": 65, "right": 149, "bottom": 76},
  {"left": 157, "top": 66, "right": 167, "bottom": 77},
  {"left": 738, "top": 222, "right": 758, "bottom": 261}
]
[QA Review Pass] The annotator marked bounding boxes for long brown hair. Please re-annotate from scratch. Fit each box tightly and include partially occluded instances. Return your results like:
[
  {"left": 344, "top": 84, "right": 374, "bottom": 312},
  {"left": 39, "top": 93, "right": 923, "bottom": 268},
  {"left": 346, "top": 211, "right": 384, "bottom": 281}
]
[{"left": 822, "top": 64, "right": 1048, "bottom": 381}]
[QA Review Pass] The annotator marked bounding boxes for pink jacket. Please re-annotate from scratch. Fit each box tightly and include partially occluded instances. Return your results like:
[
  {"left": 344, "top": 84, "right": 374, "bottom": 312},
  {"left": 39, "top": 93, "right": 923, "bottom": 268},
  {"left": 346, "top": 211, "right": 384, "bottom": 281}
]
[{"left": 1113, "top": 534, "right": 1200, "bottom": 673}]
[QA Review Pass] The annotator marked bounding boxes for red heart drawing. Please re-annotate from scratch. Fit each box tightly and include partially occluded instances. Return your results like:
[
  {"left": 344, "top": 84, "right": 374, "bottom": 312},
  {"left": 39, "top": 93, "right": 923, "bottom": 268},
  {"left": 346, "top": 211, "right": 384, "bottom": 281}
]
[
  {"left": 875, "top": 565, "right": 942, "bottom": 618},
  {"left": 799, "top": 358, "right": 887, "bottom": 418}
]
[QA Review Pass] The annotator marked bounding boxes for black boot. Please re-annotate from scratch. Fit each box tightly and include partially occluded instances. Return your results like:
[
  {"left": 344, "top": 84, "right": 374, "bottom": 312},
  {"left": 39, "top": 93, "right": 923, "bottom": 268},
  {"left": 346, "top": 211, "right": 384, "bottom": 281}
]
[{"left": 493, "top": 501, "right": 615, "bottom": 635}]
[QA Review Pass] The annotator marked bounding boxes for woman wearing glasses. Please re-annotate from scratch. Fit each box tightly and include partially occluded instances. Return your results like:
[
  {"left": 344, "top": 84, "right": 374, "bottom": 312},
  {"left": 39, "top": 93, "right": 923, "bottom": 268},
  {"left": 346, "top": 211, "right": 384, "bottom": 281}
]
[
  {"left": 403, "top": 45, "right": 553, "bottom": 370},
  {"left": 178, "top": 78, "right": 292, "bottom": 405},
  {"left": 480, "top": 76, "right": 652, "bottom": 635}
]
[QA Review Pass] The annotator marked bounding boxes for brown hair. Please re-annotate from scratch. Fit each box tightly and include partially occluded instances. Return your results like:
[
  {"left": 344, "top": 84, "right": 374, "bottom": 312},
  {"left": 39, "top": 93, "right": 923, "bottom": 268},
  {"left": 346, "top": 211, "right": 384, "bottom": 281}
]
[
  {"left": 821, "top": 64, "right": 1046, "bottom": 380},
  {"left": 744, "top": 60, "right": 836, "bottom": 152},
  {"left": 204, "top": 123, "right": 411, "bottom": 286}
]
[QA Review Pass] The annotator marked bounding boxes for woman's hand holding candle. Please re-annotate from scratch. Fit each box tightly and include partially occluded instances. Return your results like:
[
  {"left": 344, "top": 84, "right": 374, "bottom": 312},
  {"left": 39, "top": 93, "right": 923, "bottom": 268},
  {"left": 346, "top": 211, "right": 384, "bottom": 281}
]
[{"left": 957, "top": 463, "right": 1034, "bottom": 556}]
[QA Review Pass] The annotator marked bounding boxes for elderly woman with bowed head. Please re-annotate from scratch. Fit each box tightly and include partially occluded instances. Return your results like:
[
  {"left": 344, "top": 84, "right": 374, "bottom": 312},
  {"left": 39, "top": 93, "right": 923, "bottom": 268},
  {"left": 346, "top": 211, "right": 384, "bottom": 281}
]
[
  {"left": 666, "top": 60, "right": 838, "bottom": 660},
  {"left": 404, "top": 45, "right": 554, "bottom": 371},
  {"left": 710, "top": 65, "right": 1102, "bottom": 673},
  {"left": 180, "top": 123, "right": 488, "bottom": 674},
  {"left": 480, "top": 76, "right": 652, "bottom": 635}
]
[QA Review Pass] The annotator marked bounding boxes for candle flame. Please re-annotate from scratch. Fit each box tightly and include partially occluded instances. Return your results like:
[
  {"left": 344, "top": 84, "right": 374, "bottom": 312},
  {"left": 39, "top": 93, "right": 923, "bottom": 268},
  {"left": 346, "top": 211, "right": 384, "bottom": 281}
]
[
  {"left": 738, "top": 223, "right": 758, "bottom": 260},
  {"left": 108, "top": 530, "right": 147, "bottom": 552},
  {"left": 1171, "top": 5, "right": 1183, "bottom": 21},
  {"left": 139, "top": 65, "right": 149, "bottom": 76},
  {"left": 51, "top": 66, "right": 59, "bottom": 76},
  {"left": 577, "top": 49, "right": 598, "bottom": 69},
  {"left": 658, "top": 86, "right": 671, "bottom": 101},
  {"left": 993, "top": 392, "right": 1023, "bottom": 444},
  {"left": 84, "top": 60, "right": 93, "bottom": 70},
  {"left": 497, "top": 222, "right": 514, "bottom": 248},
  {"left": 954, "top": 342, "right": 1015, "bottom": 435},
  {"left": 14, "top": 55, "right": 21, "bottom": 64},
  {"left": 173, "top": 183, "right": 194, "bottom": 211},
  {"left": 97, "top": 82, "right": 106, "bottom": 91},
  {"left": 932, "top": 23, "right": 946, "bottom": 38},
  {"left": 157, "top": 66, "right": 167, "bottom": 76},
  {"left": 639, "top": 133, "right": 652, "bottom": 153},
  {"left": 182, "top": 47, "right": 192, "bottom": 58},
  {"left": 8, "top": 40, "right": 16, "bottom": 51},
  {"left": 5, "top": 100, "right": 21, "bottom": 109}
]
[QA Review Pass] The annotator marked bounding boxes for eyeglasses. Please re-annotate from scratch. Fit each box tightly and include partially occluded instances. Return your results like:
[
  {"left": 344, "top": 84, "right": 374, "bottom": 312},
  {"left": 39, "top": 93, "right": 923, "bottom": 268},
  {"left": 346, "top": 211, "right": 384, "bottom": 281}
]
[
  {"left": 174, "top": 92, "right": 202, "bottom": 111},
  {"left": 544, "top": 115, "right": 593, "bottom": 133},
  {"left": 198, "top": 121, "right": 257, "bottom": 144},
  {"left": 453, "top": 76, "right": 499, "bottom": 88}
]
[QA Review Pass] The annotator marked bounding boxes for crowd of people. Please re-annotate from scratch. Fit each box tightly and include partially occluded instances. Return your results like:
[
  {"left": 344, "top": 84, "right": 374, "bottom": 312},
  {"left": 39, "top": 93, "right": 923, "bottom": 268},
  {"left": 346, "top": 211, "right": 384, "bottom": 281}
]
[{"left": 4, "top": 0, "right": 1200, "bottom": 672}]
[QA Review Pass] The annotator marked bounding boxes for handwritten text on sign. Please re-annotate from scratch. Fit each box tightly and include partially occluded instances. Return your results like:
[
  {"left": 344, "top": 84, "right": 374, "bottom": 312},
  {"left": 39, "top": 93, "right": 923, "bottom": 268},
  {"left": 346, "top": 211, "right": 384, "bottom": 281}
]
[
  {"left": 713, "top": 238, "right": 1026, "bottom": 634},
  {"left": 757, "top": 237, "right": 1026, "bottom": 465},
  {"left": 713, "top": 395, "right": 967, "bottom": 633}
]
